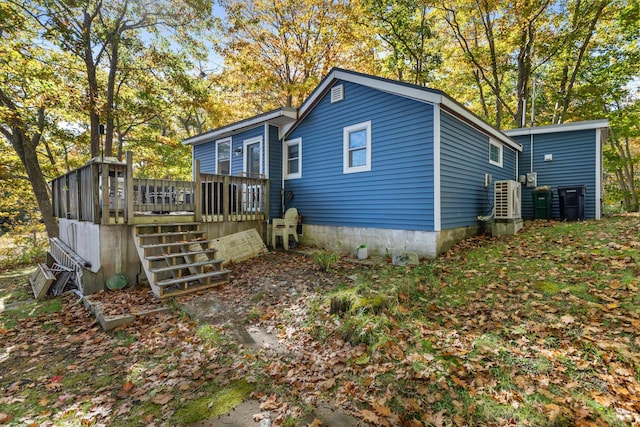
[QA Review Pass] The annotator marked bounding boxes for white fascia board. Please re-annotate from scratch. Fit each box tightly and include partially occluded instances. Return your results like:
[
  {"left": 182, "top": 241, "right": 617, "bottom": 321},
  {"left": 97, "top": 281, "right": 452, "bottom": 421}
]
[
  {"left": 183, "top": 107, "right": 297, "bottom": 146},
  {"left": 283, "top": 69, "right": 444, "bottom": 138},
  {"left": 286, "top": 68, "right": 521, "bottom": 153},
  {"left": 504, "top": 119, "right": 609, "bottom": 136},
  {"left": 440, "top": 97, "right": 522, "bottom": 152}
]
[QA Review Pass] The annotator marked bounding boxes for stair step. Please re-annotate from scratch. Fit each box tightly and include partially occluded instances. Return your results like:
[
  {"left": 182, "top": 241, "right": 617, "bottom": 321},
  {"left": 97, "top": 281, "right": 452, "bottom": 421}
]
[
  {"left": 155, "top": 270, "right": 231, "bottom": 288},
  {"left": 146, "top": 249, "right": 217, "bottom": 261},
  {"left": 140, "top": 239, "right": 212, "bottom": 249},
  {"left": 150, "top": 259, "right": 224, "bottom": 274},
  {"left": 137, "top": 230, "right": 205, "bottom": 239},
  {"left": 136, "top": 222, "right": 200, "bottom": 228}
]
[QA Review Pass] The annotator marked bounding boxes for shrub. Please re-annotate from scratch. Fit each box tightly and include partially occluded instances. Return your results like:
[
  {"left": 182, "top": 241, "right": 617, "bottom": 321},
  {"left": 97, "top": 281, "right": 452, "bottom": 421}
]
[
  {"left": 313, "top": 250, "right": 339, "bottom": 272},
  {"left": 0, "top": 222, "right": 47, "bottom": 270}
]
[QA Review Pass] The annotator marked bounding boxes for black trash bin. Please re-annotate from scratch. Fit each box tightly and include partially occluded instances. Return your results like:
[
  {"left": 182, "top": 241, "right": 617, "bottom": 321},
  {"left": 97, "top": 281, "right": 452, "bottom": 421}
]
[
  {"left": 557, "top": 186, "right": 586, "bottom": 221},
  {"left": 532, "top": 187, "right": 552, "bottom": 220}
]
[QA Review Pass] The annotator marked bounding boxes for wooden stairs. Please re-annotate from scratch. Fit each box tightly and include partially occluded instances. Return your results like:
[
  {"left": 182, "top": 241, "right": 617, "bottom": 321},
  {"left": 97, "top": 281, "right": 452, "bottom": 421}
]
[{"left": 133, "top": 223, "right": 230, "bottom": 298}]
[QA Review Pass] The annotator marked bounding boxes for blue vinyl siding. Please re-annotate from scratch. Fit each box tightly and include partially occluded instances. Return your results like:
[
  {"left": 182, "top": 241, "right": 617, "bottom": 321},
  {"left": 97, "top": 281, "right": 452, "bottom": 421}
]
[
  {"left": 231, "top": 126, "right": 265, "bottom": 175},
  {"left": 285, "top": 80, "right": 435, "bottom": 231},
  {"left": 513, "top": 129, "right": 597, "bottom": 219},
  {"left": 440, "top": 111, "right": 518, "bottom": 229},
  {"left": 194, "top": 141, "right": 216, "bottom": 174},
  {"left": 267, "top": 125, "right": 282, "bottom": 219},
  {"left": 193, "top": 125, "right": 266, "bottom": 176}
]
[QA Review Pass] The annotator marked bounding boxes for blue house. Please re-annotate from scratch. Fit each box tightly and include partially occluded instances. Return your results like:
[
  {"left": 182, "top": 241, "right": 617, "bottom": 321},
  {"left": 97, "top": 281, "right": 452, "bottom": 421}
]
[
  {"left": 183, "top": 69, "right": 607, "bottom": 257},
  {"left": 504, "top": 120, "right": 608, "bottom": 221}
]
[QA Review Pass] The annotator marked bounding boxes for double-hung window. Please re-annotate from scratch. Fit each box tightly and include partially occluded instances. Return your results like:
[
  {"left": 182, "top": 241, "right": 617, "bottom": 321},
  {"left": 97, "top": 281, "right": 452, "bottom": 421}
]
[
  {"left": 284, "top": 138, "right": 302, "bottom": 179},
  {"left": 489, "top": 139, "right": 503, "bottom": 167},
  {"left": 343, "top": 121, "right": 372, "bottom": 174},
  {"left": 216, "top": 138, "right": 231, "bottom": 175}
]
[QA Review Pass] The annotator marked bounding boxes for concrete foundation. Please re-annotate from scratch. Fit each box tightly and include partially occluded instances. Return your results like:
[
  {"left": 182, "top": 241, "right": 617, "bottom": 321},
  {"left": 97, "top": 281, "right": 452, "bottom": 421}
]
[
  {"left": 491, "top": 218, "right": 524, "bottom": 236},
  {"left": 299, "top": 224, "right": 482, "bottom": 259},
  {"left": 57, "top": 218, "right": 264, "bottom": 295}
]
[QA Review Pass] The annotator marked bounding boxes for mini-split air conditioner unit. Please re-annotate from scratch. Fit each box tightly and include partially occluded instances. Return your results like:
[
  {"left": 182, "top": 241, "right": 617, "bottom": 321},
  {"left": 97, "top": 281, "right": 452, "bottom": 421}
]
[{"left": 494, "top": 180, "right": 522, "bottom": 219}]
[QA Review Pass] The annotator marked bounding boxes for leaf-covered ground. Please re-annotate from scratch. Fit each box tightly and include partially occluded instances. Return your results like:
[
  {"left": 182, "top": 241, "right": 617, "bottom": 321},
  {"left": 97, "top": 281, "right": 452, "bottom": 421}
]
[{"left": 1, "top": 216, "right": 639, "bottom": 426}]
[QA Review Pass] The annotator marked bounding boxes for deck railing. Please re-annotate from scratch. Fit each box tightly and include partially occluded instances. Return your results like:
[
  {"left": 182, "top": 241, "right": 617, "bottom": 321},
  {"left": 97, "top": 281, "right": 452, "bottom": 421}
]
[
  {"left": 50, "top": 153, "right": 268, "bottom": 225},
  {"left": 198, "top": 172, "right": 268, "bottom": 223}
]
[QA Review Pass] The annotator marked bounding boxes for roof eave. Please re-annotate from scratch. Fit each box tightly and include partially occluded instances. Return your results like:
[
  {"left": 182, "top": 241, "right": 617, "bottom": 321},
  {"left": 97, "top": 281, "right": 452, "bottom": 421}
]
[
  {"left": 183, "top": 107, "right": 297, "bottom": 146},
  {"left": 504, "top": 119, "right": 609, "bottom": 137},
  {"left": 286, "top": 68, "right": 522, "bottom": 151}
]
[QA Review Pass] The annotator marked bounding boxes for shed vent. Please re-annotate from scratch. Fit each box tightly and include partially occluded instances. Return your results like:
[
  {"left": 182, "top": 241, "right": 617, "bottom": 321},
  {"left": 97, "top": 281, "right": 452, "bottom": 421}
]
[
  {"left": 494, "top": 180, "right": 521, "bottom": 219},
  {"left": 331, "top": 84, "right": 344, "bottom": 103}
]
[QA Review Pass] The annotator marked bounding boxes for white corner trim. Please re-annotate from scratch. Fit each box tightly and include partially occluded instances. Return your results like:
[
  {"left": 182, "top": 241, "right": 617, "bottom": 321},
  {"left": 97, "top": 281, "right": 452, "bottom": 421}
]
[
  {"left": 595, "top": 128, "right": 602, "bottom": 220},
  {"left": 264, "top": 123, "right": 270, "bottom": 179},
  {"left": 434, "top": 104, "right": 441, "bottom": 232},
  {"left": 191, "top": 147, "right": 196, "bottom": 180}
]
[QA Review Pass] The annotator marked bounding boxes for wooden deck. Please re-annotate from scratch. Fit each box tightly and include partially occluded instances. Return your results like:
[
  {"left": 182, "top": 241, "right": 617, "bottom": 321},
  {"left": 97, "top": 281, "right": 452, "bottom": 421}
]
[
  {"left": 50, "top": 153, "right": 269, "bottom": 226},
  {"left": 49, "top": 152, "right": 269, "bottom": 298}
]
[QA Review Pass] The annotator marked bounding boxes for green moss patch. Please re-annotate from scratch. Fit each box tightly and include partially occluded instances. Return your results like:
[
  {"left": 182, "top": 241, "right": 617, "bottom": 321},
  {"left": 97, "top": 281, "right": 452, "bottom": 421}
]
[{"left": 172, "top": 379, "right": 253, "bottom": 424}]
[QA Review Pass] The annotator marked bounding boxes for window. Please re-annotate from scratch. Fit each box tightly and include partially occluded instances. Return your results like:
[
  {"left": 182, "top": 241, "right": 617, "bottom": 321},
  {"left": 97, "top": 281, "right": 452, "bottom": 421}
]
[
  {"left": 216, "top": 138, "right": 231, "bottom": 175},
  {"left": 489, "top": 139, "right": 503, "bottom": 167},
  {"left": 243, "top": 137, "right": 263, "bottom": 177},
  {"left": 284, "top": 138, "right": 302, "bottom": 179},
  {"left": 343, "top": 121, "right": 372, "bottom": 174}
]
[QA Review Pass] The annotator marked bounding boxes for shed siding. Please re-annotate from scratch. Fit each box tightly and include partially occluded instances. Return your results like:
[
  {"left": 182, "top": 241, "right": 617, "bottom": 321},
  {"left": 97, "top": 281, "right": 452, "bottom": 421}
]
[
  {"left": 440, "top": 111, "right": 518, "bottom": 229},
  {"left": 285, "top": 80, "right": 435, "bottom": 231},
  {"left": 512, "top": 129, "right": 597, "bottom": 219},
  {"left": 268, "top": 125, "right": 282, "bottom": 219}
]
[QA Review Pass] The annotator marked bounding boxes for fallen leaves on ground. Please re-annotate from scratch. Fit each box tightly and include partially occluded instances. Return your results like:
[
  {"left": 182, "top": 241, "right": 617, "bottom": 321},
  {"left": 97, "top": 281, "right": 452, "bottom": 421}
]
[{"left": 1, "top": 216, "right": 639, "bottom": 426}]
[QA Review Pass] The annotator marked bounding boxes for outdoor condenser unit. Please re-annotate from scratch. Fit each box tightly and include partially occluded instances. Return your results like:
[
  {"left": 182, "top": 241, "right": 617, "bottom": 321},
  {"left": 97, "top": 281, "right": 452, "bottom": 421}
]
[{"left": 494, "top": 180, "right": 522, "bottom": 219}]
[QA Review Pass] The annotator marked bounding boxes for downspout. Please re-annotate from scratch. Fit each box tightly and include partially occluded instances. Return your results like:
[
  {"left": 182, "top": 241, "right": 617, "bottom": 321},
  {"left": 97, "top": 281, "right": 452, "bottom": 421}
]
[
  {"left": 530, "top": 134, "right": 534, "bottom": 173},
  {"left": 264, "top": 123, "right": 270, "bottom": 179},
  {"left": 280, "top": 128, "right": 285, "bottom": 218}
]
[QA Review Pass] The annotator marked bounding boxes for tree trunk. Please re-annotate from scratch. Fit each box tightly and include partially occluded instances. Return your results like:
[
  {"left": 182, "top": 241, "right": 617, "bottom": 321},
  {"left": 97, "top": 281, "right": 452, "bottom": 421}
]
[
  {"left": 83, "top": 9, "right": 102, "bottom": 158},
  {"left": 5, "top": 119, "right": 59, "bottom": 239},
  {"left": 105, "top": 36, "right": 120, "bottom": 157}
]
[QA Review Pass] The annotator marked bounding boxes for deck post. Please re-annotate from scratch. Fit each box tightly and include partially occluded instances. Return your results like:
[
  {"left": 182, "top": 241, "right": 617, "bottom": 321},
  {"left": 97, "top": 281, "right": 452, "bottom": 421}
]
[
  {"left": 92, "top": 164, "right": 100, "bottom": 224},
  {"left": 100, "top": 162, "right": 109, "bottom": 225},
  {"left": 194, "top": 160, "right": 202, "bottom": 223},
  {"left": 125, "top": 151, "right": 134, "bottom": 223},
  {"left": 263, "top": 179, "right": 269, "bottom": 243},
  {"left": 223, "top": 175, "right": 230, "bottom": 222},
  {"left": 74, "top": 169, "right": 81, "bottom": 220}
]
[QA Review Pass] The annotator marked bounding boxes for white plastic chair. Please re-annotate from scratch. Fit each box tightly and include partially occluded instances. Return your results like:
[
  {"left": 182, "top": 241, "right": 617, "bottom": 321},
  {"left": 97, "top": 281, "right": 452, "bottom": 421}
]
[{"left": 271, "top": 208, "right": 299, "bottom": 250}]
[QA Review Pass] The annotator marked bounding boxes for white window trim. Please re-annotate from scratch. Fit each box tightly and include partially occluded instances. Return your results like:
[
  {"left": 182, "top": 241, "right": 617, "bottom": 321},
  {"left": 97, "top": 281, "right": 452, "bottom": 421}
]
[
  {"left": 243, "top": 136, "right": 263, "bottom": 176},
  {"left": 215, "top": 137, "right": 231, "bottom": 175},
  {"left": 489, "top": 138, "right": 503, "bottom": 168},
  {"left": 284, "top": 138, "right": 302, "bottom": 180},
  {"left": 343, "top": 121, "right": 372, "bottom": 174}
]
